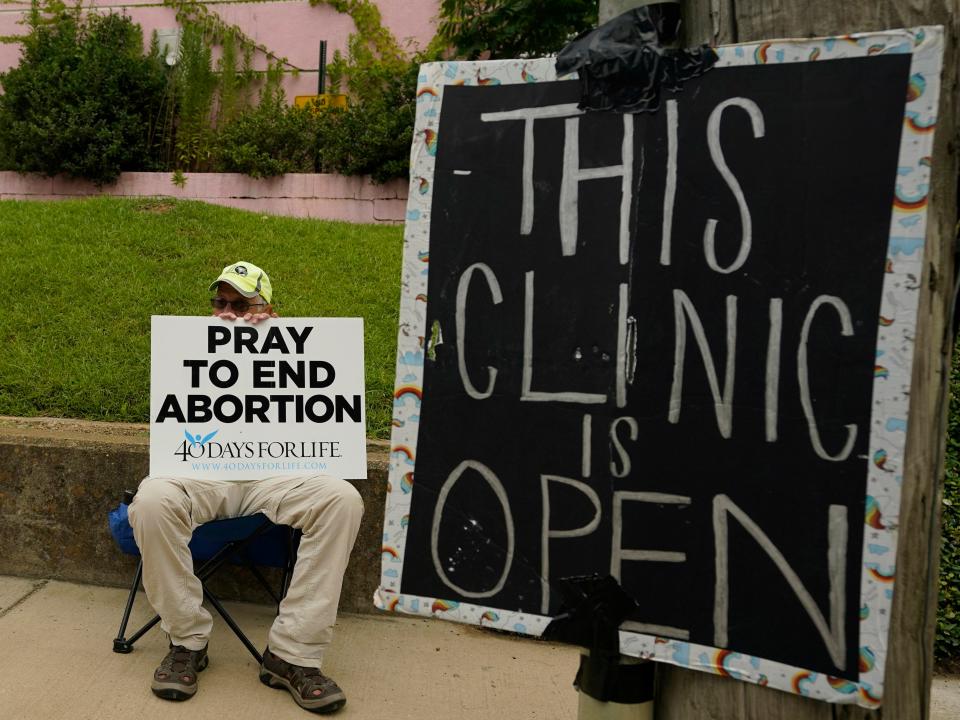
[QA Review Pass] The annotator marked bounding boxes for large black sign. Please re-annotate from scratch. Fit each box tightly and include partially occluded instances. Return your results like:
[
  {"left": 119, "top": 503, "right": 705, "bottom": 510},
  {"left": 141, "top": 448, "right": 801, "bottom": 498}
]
[{"left": 399, "top": 54, "right": 911, "bottom": 680}]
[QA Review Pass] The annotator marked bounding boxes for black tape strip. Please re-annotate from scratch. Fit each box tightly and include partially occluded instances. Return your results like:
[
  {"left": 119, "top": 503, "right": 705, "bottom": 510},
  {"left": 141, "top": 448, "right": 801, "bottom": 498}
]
[{"left": 555, "top": 5, "right": 717, "bottom": 113}]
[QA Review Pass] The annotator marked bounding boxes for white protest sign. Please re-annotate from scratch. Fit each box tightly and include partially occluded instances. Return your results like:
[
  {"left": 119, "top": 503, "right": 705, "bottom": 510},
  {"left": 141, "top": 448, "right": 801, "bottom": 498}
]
[{"left": 150, "top": 316, "right": 366, "bottom": 480}]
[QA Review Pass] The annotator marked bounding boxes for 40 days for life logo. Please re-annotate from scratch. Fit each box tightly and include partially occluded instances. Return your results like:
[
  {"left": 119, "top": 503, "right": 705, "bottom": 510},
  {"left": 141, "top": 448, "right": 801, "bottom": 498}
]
[{"left": 173, "top": 428, "right": 344, "bottom": 462}]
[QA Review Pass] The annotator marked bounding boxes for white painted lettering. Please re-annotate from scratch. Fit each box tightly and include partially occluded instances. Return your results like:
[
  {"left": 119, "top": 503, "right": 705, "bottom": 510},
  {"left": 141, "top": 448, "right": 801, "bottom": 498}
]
[
  {"left": 455, "top": 263, "right": 503, "bottom": 400},
  {"left": 521, "top": 271, "right": 607, "bottom": 404},
  {"left": 540, "top": 474, "right": 602, "bottom": 613},
  {"left": 661, "top": 99, "right": 679, "bottom": 266},
  {"left": 480, "top": 104, "right": 584, "bottom": 235},
  {"left": 703, "top": 97, "right": 765, "bottom": 274},
  {"left": 766, "top": 298, "right": 783, "bottom": 442},
  {"left": 713, "top": 494, "right": 847, "bottom": 670},
  {"left": 431, "top": 461, "right": 515, "bottom": 599},
  {"left": 609, "top": 416, "right": 639, "bottom": 478},
  {"left": 560, "top": 114, "right": 633, "bottom": 260},
  {"left": 669, "top": 290, "right": 737, "bottom": 438},
  {"left": 798, "top": 296, "right": 857, "bottom": 461},
  {"left": 611, "top": 491, "right": 691, "bottom": 581}
]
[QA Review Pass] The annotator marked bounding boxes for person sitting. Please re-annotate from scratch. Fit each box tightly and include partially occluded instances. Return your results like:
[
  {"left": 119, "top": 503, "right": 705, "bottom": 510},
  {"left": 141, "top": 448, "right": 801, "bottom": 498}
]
[{"left": 128, "top": 261, "right": 364, "bottom": 714}]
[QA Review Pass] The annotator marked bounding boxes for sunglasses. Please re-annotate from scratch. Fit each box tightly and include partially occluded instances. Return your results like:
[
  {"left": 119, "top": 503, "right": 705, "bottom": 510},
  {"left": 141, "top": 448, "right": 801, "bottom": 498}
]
[{"left": 210, "top": 297, "right": 267, "bottom": 314}]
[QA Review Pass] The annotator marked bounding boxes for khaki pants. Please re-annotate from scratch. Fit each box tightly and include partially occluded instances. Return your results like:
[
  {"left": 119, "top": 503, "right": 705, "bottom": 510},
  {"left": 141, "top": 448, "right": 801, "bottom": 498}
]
[{"left": 127, "top": 474, "right": 363, "bottom": 669}]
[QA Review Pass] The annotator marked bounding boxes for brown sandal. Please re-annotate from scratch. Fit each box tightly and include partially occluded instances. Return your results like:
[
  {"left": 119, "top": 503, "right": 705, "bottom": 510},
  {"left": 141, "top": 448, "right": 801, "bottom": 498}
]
[
  {"left": 259, "top": 647, "right": 346, "bottom": 713},
  {"left": 151, "top": 644, "right": 208, "bottom": 701}
]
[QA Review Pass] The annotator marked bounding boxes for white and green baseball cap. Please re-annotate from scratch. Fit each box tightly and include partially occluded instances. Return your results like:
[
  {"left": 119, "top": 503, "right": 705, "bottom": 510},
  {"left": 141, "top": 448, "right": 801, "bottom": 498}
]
[{"left": 209, "top": 261, "right": 273, "bottom": 303}]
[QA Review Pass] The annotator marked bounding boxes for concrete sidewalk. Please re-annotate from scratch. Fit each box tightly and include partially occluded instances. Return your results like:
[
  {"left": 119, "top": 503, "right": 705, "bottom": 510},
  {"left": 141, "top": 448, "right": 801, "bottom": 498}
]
[
  {"left": 0, "top": 576, "right": 577, "bottom": 720},
  {"left": 1, "top": 576, "right": 958, "bottom": 720}
]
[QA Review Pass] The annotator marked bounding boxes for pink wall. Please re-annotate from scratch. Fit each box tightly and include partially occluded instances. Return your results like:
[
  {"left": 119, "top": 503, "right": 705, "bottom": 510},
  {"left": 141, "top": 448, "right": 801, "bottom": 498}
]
[
  {"left": 0, "top": 171, "right": 409, "bottom": 224},
  {"left": 0, "top": 1, "right": 439, "bottom": 100}
]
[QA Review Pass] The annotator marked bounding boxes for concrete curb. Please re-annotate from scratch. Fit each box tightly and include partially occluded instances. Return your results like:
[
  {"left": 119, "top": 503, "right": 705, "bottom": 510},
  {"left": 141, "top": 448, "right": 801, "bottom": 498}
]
[
  {"left": 0, "top": 171, "right": 410, "bottom": 224},
  {"left": 0, "top": 417, "right": 389, "bottom": 614}
]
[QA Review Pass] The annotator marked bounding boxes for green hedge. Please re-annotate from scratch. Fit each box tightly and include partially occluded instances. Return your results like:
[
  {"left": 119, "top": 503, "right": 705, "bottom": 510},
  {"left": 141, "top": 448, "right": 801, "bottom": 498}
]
[
  {"left": 0, "top": 5, "right": 421, "bottom": 184},
  {"left": 0, "top": 10, "right": 166, "bottom": 185}
]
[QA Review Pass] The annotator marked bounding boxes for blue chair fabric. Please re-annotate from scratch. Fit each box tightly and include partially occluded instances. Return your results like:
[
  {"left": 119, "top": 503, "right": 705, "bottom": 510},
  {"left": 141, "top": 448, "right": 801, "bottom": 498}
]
[{"left": 109, "top": 503, "right": 295, "bottom": 568}]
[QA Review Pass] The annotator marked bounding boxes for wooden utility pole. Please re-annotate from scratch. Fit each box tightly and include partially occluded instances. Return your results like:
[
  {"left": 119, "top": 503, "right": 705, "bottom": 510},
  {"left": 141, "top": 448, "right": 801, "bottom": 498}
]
[{"left": 650, "top": 2, "right": 959, "bottom": 718}]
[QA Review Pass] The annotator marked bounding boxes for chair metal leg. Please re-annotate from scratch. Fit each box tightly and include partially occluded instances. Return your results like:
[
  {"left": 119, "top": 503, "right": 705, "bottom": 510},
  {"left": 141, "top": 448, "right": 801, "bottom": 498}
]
[
  {"left": 246, "top": 562, "right": 282, "bottom": 605},
  {"left": 113, "top": 559, "right": 144, "bottom": 653},
  {"left": 279, "top": 529, "right": 300, "bottom": 605},
  {"left": 113, "top": 518, "right": 294, "bottom": 659},
  {"left": 111, "top": 539, "right": 240, "bottom": 654},
  {"left": 203, "top": 587, "right": 263, "bottom": 665},
  {"left": 122, "top": 614, "right": 163, "bottom": 648},
  {"left": 112, "top": 557, "right": 165, "bottom": 652},
  {"left": 192, "top": 524, "right": 274, "bottom": 663}
]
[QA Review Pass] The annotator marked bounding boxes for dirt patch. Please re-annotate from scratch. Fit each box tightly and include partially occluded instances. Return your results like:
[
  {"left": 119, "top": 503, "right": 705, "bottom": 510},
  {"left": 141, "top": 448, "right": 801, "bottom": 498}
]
[
  {"left": 134, "top": 199, "right": 175, "bottom": 214},
  {"left": 0, "top": 415, "right": 149, "bottom": 446}
]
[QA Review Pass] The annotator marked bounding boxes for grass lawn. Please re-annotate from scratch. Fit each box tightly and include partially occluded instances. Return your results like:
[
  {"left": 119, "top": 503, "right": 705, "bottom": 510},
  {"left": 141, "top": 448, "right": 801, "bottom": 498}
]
[{"left": 0, "top": 197, "right": 403, "bottom": 438}]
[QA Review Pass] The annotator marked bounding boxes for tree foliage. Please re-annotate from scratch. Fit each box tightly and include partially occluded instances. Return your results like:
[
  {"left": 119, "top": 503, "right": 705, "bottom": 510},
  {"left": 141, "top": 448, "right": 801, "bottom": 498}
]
[
  {"left": 0, "top": 4, "right": 166, "bottom": 185},
  {"left": 306, "top": 0, "right": 427, "bottom": 183},
  {"left": 437, "top": 0, "right": 597, "bottom": 59},
  {"left": 172, "top": 24, "right": 217, "bottom": 171},
  {"left": 0, "top": 0, "right": 425, "bottom": 184},
  {"left": 315, "top": 61, "right": 418, "bottom": 184},
  {"left": 215, "top": 67, "right": 316, "bottom": 178}
]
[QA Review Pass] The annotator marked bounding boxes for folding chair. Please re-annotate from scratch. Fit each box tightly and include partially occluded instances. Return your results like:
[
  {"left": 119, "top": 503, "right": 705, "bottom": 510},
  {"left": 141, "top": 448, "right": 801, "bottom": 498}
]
[{"left": 108, "top": 490, "right": 300, "bottom": 665}]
